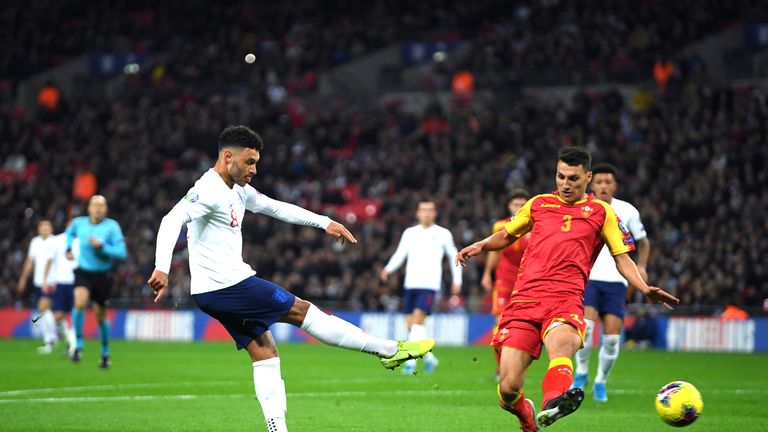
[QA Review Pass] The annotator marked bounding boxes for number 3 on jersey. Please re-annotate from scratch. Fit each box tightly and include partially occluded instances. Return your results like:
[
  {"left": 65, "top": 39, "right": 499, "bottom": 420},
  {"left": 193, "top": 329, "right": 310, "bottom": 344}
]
[{"left": 561, "top": 214, "right": 572, "bottom": 232}]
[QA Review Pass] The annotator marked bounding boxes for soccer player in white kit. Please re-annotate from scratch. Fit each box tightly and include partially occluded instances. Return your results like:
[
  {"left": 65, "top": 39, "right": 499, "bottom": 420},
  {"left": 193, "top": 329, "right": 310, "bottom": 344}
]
[
  {"left": 380, "top": 198, "right": 462, "bottom": 374},
  {"left": 16, "top": 220, "right": 58, "bottom": 353},
  {"left": 572, "top": 163, "right": 651, "bottom": 402},
  {"left": 148, "top": 125, "right": 434, "bottom": 432},
  {"left": 46, "top": 231, "right": 78, "bottom": 352}
]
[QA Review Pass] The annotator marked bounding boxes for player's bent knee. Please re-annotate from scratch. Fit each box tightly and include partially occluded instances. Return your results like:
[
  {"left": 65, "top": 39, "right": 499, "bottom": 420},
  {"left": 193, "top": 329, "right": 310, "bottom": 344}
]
[
  {"left": 498, "top": 378, "right": 523, "bottom": 401},
  {"left": 246, "top": 338, "right": 279, "bottom": 362},
  {"left": 281, "top": 297, "right": 310, "bottom": 326}
]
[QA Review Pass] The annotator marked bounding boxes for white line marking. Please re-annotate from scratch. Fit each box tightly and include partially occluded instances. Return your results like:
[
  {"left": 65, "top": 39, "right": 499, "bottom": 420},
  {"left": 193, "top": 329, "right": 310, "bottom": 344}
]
[
  {"left": 0, "top": 377, "right": 418, "bottom": 397},
  {"left": 0, "top": 381, "right": 242, "bottom": 396},
  {"left": 0, "top": 387, "right": 764, "bottom": 405},
  {"left": 0, "top": 389, "right": 489, "bottom": 404}
]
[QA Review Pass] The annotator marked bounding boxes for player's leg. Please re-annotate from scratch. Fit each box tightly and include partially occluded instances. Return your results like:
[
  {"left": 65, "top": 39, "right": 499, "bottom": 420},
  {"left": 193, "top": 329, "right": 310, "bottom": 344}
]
[
  {"left": 71, "top": 285, "right": 90, "bottom": 362},
  {"left": 92, "top": 273, "right": 113, "bottom": 368},
  {"left": 36, "top": 294, "right": 58, "bottom": 354},
  {"left": 573, "top": 281, "right": 600, "bottom": 389},
  {"left": 282, "top": 297, "right": 433, "bottom": 369},
  {"left": 594, "top": 313, "right": 623, "bottom": 401},
  {"left": 52, "top": 283, "right": 74, "bottom": 352},
  {"left": 492, "top": 283, "right": 511, "bottom": 379},
  {"left": 411, "top": 289, "right": 438, "bottom": 372},
  {"left": 593, "top": 282, "right": 627, "bottom": 401},
  {"left": 92, "top": 302, "right": 111, "bottom": 368},
  {"left": 536, "top": 323, "right": 585, "bottom": 428},
  {"left": 245, "top": 332, "right": 287, "bottom": 432},
  {"left": 497, "top": 347, "right": 539, "bottom": 432},
  {"left": 400, "top": 290, "right": 419, "bottom": 373}
]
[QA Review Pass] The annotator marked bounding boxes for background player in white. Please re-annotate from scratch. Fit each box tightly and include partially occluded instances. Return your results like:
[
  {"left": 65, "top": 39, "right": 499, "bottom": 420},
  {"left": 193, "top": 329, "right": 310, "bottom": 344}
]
[
  {"left": 148, "top": 125, "right": 433, "bottom": 432},
  {"left": 16, "top": 220, "right": 58, "bottom": 353},
  {"left": 572, "top": 163, "right": 651, "bottom": 401},
  {"left": 45, "top": 229, "right": 79, "bottom": 352},
  {"left": 380, "top": 198, "right": 462, "bottom": 374}
]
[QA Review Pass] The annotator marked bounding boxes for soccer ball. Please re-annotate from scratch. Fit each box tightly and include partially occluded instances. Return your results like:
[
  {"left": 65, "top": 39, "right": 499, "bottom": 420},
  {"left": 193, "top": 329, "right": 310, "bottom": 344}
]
[{"left": 655, "top": 381, "right": 703, "bottom": 427}]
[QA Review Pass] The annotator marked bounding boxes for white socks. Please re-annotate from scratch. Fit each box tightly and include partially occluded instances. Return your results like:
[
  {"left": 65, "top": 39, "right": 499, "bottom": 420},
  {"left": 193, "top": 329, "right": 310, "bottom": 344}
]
[
  {"left": 595, "top": 334, "right": 620, "bottom": 384},
  {"left": 300, "top": 304, "right": 397, "bottom": 357},
  {"left": 40, "top": 310, "right": 58, "bottom": 346},
  {"left": 575, "top": 318, "right": 594, "bottom": 376},
  {"left": 253, "top": 357, "right": 287, "bottom": 432}
]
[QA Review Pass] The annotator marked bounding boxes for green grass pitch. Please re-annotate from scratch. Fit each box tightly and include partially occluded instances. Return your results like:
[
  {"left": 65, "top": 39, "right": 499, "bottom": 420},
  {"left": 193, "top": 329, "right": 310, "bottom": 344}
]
[{"left": 1, "top": 339, "right": 765, "bottom": 431}]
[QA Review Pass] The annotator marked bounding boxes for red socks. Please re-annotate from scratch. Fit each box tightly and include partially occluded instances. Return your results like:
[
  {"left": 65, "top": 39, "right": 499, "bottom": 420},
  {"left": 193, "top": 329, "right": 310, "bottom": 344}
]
[
  {"left": 541, "top": 357, "right": 574, "bottom": 407},
  {"left": 497, "top": 385, "right": 531, "bottom": 415}
]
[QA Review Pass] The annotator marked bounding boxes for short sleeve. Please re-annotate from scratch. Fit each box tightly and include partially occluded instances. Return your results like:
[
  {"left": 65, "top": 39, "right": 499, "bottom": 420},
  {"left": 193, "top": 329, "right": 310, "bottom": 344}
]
[
  {"left": 27, "top": 238, "right": 38, "bottom": 259},
  {"left": 175, "top": 185, "right": 218, "bottom": 222},
  {"left": 492, "top": 220, "right": 506, "bottom": 234},
  {"left": 626, "top": 205, "right": 647, "bottom": 241},
  {"left": 504, "top": 197, "right": 535, "bottom": 237},
  {"left": 600, "top": 204, "right": 635, "bottom": 256}
]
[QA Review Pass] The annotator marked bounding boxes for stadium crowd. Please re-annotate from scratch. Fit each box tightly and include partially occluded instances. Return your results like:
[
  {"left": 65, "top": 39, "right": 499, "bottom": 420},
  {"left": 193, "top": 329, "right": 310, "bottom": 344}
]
[
  {"left": 457, "top": 0, "right": 763, "bottom": 85},
  {"left": 2, "top": 68, "right": 766, "bottom": 313},
  {"left": 1, "top": 2, "right": 766, "bottom": 315}
]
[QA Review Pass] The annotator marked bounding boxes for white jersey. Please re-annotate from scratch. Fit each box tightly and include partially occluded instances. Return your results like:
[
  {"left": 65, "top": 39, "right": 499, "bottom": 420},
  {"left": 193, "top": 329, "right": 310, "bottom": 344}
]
[
  {"left": 51, "top": 233, "right": 78, "bottom": 284},
  {"left": 589, "top": 197, "right": 647, "bottom": 284},
  {"left": 27, "top": 235, "right": 55, "bottom": 286},
  {"left": 384, "top": 224, "right": 462, "bottom": 291},
  {"left": 155, "top": 169, "right": 332, "bottom": 295}
]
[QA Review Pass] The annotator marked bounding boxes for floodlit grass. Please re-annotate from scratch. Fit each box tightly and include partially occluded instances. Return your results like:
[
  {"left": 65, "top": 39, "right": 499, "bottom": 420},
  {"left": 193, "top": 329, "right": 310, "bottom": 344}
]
[{"left": 0, "top": 339, "right": 765, "bottom": 431}]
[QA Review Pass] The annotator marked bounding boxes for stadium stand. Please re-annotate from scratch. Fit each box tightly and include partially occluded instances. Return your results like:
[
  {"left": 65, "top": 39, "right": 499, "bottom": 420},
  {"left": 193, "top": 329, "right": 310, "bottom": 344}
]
[{"left": 1, "top": 1, "right": 766, "bottom": 315}]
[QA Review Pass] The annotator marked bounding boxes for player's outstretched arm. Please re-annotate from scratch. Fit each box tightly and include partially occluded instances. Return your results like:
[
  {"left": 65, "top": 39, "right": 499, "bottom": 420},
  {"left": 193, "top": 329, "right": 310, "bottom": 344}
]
[
  {"left": 151, "top": 204, "right": 192, "bottom": 304},
  {"left": 325, "top": 220, "right": 357, "bottom": 244},
  {"left": 614, "top": 253, "right": 678, "bottom": 309},
  {"left": 455, "top": 230, "right": 516, "bottom": 267}
]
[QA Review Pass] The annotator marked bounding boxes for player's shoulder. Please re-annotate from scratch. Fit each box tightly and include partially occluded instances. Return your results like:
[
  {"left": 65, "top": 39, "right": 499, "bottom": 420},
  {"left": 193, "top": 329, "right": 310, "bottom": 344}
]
[
  {"left": 589, "top": 196, "right": 613, "bottom": 213},
  {"left": 527, "top": 193, "right": 561, "bottom": 209},
  {"left": 611, "top": 197, "right": 640, "bottom": 216},
  {"left": 433, "top": 224, "right": 454, "bottom": 236},
  {"left": 187, "top": 170, "right": 225, "bottom": 202},
  {"left": 104, "top": 218, "right": 122, "bottom": 228}
]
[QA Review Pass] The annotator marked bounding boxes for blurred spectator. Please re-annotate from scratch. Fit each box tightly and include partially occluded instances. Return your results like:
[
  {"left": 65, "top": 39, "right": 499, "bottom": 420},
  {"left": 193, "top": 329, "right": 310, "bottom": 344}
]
[
  {"left": 625, "top": 306, "right": 657, "bottom": 350},
  {"left": 721, "top": 296, "right": 749, "bottom": 321},
  {"left": 653, "top": 56, "right": 675, "bottom": 93}
]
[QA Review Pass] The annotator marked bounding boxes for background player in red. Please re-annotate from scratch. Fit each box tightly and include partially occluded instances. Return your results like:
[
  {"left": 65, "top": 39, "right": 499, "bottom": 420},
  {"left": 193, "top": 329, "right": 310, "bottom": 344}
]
[
  {"left": 456, "top": 147, "right": 678, "bottom": 431},
  {"left": 481, "top": 189, "right": 531, "bottom": 378}
]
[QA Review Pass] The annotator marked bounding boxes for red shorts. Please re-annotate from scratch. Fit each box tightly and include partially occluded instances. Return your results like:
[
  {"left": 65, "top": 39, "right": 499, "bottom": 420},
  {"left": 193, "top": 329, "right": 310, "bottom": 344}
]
[
  {"left": 492, "top": 297, "right": 587, "bottom": 359},
  {"left": 491, "top": 281, "right": 515, "bottom": 316}
]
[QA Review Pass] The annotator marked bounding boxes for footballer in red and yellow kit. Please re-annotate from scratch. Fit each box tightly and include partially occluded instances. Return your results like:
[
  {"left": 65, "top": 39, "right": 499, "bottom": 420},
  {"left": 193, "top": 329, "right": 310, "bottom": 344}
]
[
  {"left": 491, "top": 191, "right": 635, "bottom": 359},
  {"left": 490, "top": 219, "right": 530, "bottom": 315}
]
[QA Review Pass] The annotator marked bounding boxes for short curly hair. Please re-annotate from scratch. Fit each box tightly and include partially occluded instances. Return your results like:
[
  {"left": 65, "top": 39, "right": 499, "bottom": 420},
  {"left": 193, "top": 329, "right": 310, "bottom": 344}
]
[{"left": 218, "top": 125, "right": 263, "bottom": 152}]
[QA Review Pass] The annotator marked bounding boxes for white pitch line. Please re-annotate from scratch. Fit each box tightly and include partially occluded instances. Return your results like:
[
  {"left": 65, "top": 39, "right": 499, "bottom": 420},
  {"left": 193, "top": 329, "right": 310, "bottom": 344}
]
[
  {"left": 0, "top": 381, "right": 242, "bottom": 396},
  {"left": 0, "top": 389, "right": 488, "bottom": 404},
  {"left": 0, "top": 377, "right": 422, "bottom": 397},
  {"left": 1, "top": 384, "right": 764, "bottom": 405}
]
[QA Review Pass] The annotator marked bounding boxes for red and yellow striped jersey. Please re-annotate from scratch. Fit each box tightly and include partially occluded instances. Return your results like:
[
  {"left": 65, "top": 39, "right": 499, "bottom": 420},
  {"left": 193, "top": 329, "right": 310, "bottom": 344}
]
[
  {"left": 503, "top": 192, "right": 634, "bottom": 300},
  {"left": 491, "top": 218, "right": 530, "bottom": 289}
]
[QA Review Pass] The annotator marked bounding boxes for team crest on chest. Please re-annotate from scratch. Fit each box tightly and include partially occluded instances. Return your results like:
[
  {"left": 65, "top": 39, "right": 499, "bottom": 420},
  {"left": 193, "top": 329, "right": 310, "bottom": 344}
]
[{"left": 581, "top": 205, "right": 594, "bottom": 217}]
